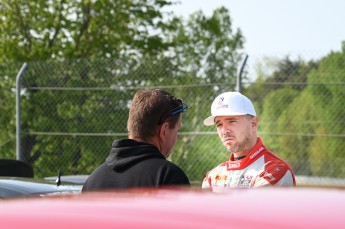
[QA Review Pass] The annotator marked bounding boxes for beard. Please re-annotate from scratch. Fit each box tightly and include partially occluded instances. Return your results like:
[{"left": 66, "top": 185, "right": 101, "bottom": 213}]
[{"left": 227, "top": 132, "right": 252, "bottom": 154}]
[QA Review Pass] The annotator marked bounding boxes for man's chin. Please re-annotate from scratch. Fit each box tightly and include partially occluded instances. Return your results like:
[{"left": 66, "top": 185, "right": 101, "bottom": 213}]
[
  {"left": 225, "top": 146, "right": 234, "bottom": 153},
  {"left": 226, "top": 145, "right": 240, "bottom": 154}
]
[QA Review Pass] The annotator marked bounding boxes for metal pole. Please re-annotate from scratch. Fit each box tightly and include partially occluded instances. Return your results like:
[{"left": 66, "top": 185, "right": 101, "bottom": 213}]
[
  {"left": 16, "top": 63, "right": 28, "bottom": 161},
  {"left": 236, "top": 54, "right": 249, "bottom": 93}
]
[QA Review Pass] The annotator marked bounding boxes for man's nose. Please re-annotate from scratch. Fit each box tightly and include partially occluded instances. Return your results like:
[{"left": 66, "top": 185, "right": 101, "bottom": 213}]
[{"left": 220, "top": 126, "right": 230, "bottom": 135}]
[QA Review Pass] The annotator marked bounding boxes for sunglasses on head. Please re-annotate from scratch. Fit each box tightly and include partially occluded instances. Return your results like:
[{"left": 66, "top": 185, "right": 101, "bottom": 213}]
[{"left": 158, "top": 99, "right": 188, "bottom": 125}]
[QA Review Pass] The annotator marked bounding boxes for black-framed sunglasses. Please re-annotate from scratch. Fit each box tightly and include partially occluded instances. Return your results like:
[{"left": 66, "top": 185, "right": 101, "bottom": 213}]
[{"left": 158, "top": 100, "right": 188, "bottom": 125}]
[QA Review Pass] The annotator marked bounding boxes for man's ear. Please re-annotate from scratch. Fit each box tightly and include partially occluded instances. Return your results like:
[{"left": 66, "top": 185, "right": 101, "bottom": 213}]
[
  {"left": 159, "top": 122, "right": 169, "bottom": 143},
  {"left": 252, "top": 116, "right": 258, "bottom": 129}
]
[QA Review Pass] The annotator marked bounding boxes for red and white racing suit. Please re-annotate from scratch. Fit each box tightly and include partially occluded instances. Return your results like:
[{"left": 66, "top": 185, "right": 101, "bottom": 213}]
[{"left": 202, "top": 137, "right": 296, "bottom": 192}]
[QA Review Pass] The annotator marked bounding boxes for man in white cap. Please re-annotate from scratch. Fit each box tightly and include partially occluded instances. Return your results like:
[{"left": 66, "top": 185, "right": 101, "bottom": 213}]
[{"left": 202, "top": 92, "right": 296, "bottom": 191}]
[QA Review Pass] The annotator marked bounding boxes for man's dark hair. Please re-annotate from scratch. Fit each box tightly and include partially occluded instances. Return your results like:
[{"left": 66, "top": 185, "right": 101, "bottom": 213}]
[{"left": 127, "top": 89, "right": 184, "bottom": 140}]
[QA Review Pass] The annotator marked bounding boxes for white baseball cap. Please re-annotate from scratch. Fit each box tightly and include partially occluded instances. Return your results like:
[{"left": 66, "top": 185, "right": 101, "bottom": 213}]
[{"left": 203, "top": 92, "right": 256, "bottom": 126}]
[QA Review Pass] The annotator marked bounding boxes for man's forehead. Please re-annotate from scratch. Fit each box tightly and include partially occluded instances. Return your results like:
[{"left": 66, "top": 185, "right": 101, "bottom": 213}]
[{"left": 215, "top": 115, "right": 243, "bottom": 122}]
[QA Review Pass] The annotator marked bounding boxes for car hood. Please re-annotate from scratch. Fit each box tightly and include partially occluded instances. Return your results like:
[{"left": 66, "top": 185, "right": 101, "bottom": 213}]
[
  {"left": 0, "top": 186, "right": 344, "bottom": 228},
  {"left": 0, "top": 177, "right": 81, "bottom": 198}
]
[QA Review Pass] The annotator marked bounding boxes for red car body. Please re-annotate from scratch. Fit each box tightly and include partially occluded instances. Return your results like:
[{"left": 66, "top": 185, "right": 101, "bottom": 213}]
[{"left": 0, "top": 187, "right": 344, "bottom": 229}]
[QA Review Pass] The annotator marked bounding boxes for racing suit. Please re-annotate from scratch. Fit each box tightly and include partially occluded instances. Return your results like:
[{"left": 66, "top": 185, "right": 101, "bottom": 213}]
[{"left": 202, "top": 137, "right": 296, "bottom": 192}]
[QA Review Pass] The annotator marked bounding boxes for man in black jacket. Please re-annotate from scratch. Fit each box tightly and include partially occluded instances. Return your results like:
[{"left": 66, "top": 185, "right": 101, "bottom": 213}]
[{"left": 82, "top": 89, "right": 190, "bottom": 191}]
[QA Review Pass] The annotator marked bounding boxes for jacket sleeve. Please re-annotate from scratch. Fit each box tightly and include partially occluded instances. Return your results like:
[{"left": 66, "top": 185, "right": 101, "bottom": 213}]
[{"left": 252, "top": 161, "right": 296, "bottom": 187}]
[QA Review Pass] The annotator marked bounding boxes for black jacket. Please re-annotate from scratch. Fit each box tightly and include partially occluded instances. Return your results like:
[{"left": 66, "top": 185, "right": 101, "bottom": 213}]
[{"left": 82, "top": 139, "right": 190, "bottom": 191}]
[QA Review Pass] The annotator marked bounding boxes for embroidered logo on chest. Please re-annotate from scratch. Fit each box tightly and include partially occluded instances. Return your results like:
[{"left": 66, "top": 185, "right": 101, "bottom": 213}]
[
  {"left": 239, "top": 175, "right": 253, "bottom": 187},
  {"left": 215, "top": 174, "right": 228, "bottom": 181}
]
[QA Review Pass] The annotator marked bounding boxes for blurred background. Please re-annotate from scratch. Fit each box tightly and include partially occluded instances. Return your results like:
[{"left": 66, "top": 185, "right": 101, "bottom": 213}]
[{"left": 0, "top": 1, "right": 344, "bottom": 186}]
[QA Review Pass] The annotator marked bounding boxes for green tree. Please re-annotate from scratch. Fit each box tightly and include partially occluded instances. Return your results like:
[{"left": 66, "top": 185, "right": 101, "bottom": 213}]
[
  {"left": 161, "top": 7, "right": 244, "bottom": 182},
  {"left": 304, "top": 49, "right": 345, "bottom": 177},
  {"left": 0, "top": 0, "right": 174, "bottom": 61},
  {"left": 245, "top": 56, "right": 317, "bottom": 114},
  {"left": 0, "top": 0, "right": 177, "bottom": 176},
  {"left": 253, "top": 49, "right": 345, "bottom": 177},
  {"left": 0, "top": 62, "right": 23, "bottom": 157},
  {"left": 0, "top": 1, "right": 244, "bottom": 181}
]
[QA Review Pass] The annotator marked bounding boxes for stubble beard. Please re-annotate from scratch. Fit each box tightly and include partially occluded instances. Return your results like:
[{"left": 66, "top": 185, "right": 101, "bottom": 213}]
[{"left": 227, "top": 133, "right": 252, "bottom": 155}]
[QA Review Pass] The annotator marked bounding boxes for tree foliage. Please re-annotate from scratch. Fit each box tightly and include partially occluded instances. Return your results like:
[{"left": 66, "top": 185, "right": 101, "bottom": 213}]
[
  {"left": 252, "top": 50, "right": 345, "bottom": 177},
  {"left": 0, "top": 0, "right": 173, "bottom": 61},
  {"left": 0, "top": 1, "right": 244, "bottom": 179}
]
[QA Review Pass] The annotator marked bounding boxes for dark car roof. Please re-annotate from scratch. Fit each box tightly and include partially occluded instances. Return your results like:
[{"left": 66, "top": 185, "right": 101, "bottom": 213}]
[
  {"left": 44, "top": 175, "right": 89, "bottom": 185},
  {"left": 0, "top": 159, "right": 33, "bottom": 178},
  {"left": 0, "top": 177, "right": 81, "bottom": 198},
  {"left": 0, "top": 187, "right": 344, "bottom": 228}
]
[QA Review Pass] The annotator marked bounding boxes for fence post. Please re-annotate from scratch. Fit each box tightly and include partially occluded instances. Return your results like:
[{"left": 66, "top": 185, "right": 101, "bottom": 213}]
[
  {"left": 16, "top": 63, "right": 28, "bottom": 162},
  {"left": 236, "top": 54, "right": 249, "bottom": 93}
]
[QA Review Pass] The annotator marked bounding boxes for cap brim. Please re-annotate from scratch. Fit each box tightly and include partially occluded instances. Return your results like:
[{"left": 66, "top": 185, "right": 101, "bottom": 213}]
[
  {"left": 203, "top": 116, "right": 216, "bottom": 126},
  {"left": 203, "top": 112, "right": 251, "bottom": 126}
]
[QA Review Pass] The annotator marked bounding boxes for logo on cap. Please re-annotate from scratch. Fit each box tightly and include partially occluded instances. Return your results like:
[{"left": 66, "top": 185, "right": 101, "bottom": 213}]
[
  {"left": 218, "top": 97, "right": 224, "bottom": 105},
  {"left": 217, "top": 97, "right": 228, "bottom": 110}
]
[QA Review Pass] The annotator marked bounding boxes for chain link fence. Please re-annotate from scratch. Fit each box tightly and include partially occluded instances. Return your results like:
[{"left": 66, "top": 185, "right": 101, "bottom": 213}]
[{"left": 1, "top": 52, "right": 344, "bottom": 186}]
